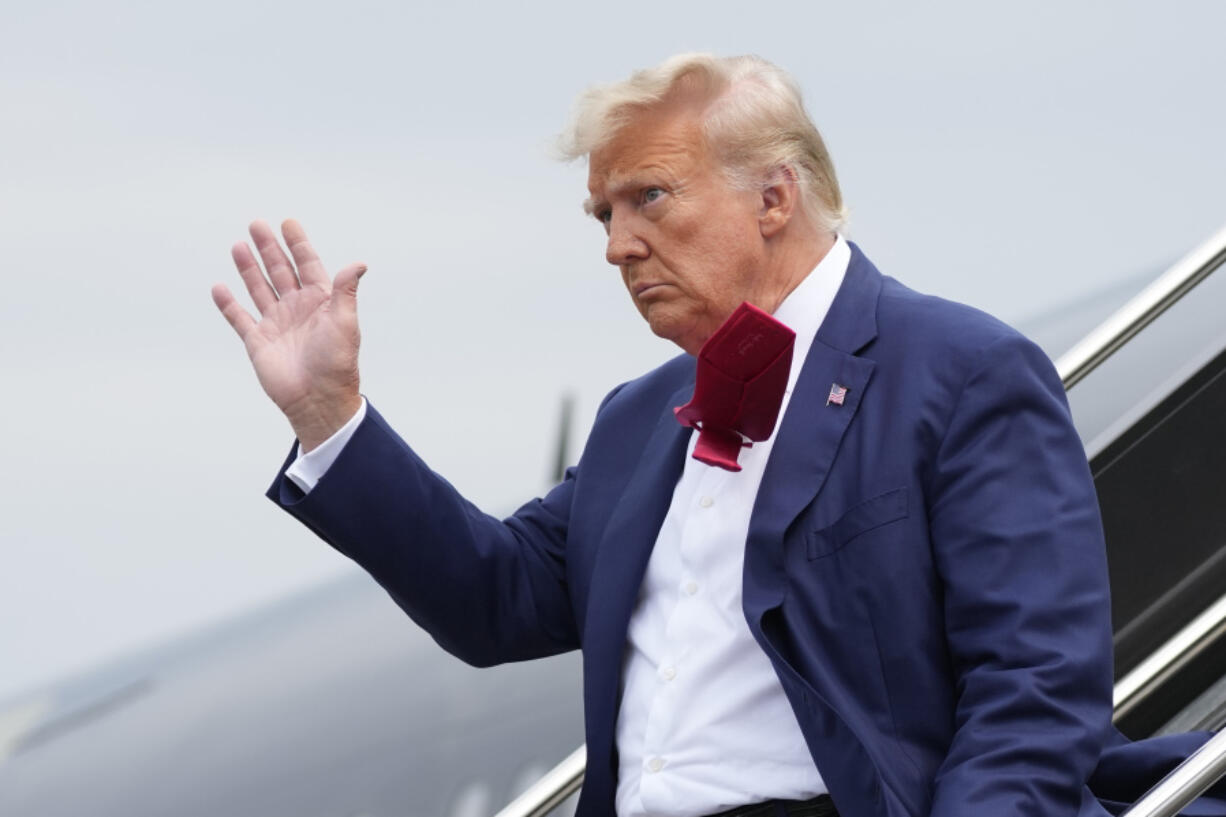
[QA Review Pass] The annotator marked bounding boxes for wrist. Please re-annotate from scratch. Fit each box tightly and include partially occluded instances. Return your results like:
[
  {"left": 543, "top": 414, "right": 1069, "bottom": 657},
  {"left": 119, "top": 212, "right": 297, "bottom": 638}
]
[{"left": 286, "top": 391, "right": 363, "bottom": 453}]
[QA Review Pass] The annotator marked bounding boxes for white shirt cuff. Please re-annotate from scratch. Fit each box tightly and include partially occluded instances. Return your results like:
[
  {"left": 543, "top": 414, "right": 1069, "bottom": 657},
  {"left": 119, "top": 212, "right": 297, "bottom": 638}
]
[{"left": 284, "top": 397, "right": 368, "bottom": 494}]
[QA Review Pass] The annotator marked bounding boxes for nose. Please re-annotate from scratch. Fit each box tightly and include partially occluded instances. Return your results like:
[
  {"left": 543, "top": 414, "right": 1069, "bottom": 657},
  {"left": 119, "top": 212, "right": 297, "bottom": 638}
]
[{"left": 605, "top": 213, "right": 649, "bottom": 266}]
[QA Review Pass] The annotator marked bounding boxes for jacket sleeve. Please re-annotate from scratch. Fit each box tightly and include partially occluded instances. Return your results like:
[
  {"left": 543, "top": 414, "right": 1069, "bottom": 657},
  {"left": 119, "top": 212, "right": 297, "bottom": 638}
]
[
  {"left": 926, "top": 333, "right": 1114, "bottom": 816},
  {"left": 266, "top": 401, "right": 580, "bottom": 667}
]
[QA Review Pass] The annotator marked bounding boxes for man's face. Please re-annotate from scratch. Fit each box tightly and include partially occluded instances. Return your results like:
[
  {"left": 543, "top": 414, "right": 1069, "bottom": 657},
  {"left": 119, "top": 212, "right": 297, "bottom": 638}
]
[{"left": 586, "top": 106, "right": 766, "bottom": 355}]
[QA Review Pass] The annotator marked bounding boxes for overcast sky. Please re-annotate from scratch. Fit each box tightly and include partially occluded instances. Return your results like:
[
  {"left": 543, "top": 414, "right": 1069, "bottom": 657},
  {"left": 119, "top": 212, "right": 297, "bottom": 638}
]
[{"left": 2, "top": 0, "right": 1225, "bottom": 703}]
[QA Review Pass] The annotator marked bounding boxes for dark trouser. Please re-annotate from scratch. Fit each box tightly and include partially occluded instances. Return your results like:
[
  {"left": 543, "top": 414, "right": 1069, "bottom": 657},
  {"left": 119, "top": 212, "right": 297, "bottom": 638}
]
[{"left": 705, "top": 793, "right": 838, "bottom": 817}]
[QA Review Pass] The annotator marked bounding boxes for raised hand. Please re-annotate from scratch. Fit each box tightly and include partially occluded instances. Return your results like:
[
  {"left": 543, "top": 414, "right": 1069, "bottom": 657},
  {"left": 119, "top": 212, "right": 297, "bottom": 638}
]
[{"left": 212, "top": 219, "right": 366, "bottom": 452}]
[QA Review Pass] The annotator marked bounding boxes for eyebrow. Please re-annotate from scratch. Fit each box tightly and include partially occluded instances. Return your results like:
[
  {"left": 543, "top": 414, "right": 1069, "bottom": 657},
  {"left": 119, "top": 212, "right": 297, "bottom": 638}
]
[{"left": 581, "top": 173, "right": 639, "bottom": 218}]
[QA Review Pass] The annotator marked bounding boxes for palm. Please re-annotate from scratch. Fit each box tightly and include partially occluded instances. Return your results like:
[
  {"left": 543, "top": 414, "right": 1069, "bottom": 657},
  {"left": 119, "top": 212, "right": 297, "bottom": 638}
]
[
  {"left": 213, "top": 219, "right": 366, "bottom": 449},
  {"left": 246, "top": 282, "right": 355, "bottom": 411}
]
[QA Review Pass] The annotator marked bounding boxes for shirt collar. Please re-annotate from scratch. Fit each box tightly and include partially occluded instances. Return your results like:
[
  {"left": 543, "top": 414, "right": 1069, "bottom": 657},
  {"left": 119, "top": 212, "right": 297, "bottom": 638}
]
[{"left": 771, "top": 235, "right": 851, "bottom": 396}]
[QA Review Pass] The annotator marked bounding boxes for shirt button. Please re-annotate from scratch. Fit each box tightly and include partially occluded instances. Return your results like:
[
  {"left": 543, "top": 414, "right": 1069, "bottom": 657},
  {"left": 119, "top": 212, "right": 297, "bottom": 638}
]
[
  {"left": 699, "top": 496, "right": 714, "bottom": 508},
  {"left": 684, "top": 581, "right": 698, "bottom": 596},
  {"left": 660, "top": 665, "right": 677, "bottom": 681},
  {"left": 647, "top": 756, "right": 666, "bottom": 773}
]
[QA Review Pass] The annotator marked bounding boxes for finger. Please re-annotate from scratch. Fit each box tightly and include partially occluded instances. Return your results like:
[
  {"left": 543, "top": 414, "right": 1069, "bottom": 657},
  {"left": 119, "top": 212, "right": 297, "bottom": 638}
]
[
  {"left": 211, "top": 283, "right": 258, "bottom": 340},
  {"left": 230, "top": 242, "right": 278, "bottom": 314},
  {"left": 281, "top": 219, "right": 329, "bottom": 287},
  {"left": 330, "top": 261, "right": 368, "bottom": 322},
  {"left": 249, "top": 219, "right": 300, "bottom": 297}
]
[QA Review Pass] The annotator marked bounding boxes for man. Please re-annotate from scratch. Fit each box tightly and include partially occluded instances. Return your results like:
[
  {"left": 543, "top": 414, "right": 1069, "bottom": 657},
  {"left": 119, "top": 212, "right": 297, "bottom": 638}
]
[{"left": 213, "top": 54, "right": 1135, "bottom": 816}]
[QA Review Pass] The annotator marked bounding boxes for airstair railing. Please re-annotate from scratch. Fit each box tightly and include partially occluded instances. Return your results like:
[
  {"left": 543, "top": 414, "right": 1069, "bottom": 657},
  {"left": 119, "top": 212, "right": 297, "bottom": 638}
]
[
  {"left": 1056, "top": 222, "right": 1226, "bottom": 389},
  {"left": 1053, "top": 222, "right": 1226, "bottom": 814},
  {"left": 494, "top": 222, "right": 1226, "bottom": 817},
  {"left": 1113, "top": 594, "right": 1226, "bottom": 722},
  {"left": 492, "top": 745, "right": 585, "bottom": 817},
  {"left": 1063, "top": 220, "right": 1226, "bottom": 726},
  {"left": 1121, "top": 729, "right": 1226, "bottom": 817}
]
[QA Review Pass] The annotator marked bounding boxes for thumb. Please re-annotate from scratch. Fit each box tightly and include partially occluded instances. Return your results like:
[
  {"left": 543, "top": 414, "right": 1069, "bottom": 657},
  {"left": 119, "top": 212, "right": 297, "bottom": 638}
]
[{"left": 331, "top": 262, "right": 367, "bottom": 319}]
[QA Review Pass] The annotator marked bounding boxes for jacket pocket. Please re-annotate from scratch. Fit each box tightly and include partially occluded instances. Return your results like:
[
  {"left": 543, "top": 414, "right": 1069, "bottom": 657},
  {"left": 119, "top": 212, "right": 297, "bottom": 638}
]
[{"left": 807, "top": 487, "right": 909, "bottom": 560}]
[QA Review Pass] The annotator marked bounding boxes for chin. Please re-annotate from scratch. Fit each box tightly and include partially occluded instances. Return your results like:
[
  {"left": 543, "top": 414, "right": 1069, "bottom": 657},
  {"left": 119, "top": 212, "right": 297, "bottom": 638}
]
[{"left": 646, "top": 319, "right": 700, "bottom": 355}]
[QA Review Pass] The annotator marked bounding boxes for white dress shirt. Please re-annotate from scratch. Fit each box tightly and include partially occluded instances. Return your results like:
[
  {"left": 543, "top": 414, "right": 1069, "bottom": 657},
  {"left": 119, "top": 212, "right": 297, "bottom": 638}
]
[
  {"left": 285, "top": 237, "right": 852, "bottom": 817},
  {"left": 614, "top": 237, "right": 849, "bottom": 817}
]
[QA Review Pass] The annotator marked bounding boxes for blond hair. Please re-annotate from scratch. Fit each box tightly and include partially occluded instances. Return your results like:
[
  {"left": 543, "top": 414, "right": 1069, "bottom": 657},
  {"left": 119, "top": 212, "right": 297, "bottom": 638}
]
[{"left": 558, "top": 53, "right": 846, "bottom": 234}]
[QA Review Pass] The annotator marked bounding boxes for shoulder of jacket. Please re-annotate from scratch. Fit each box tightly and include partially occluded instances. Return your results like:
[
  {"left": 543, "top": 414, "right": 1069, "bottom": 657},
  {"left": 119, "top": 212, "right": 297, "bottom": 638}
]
[{"left": 874, "top": 275, "right": 1040, "bottom": 370}]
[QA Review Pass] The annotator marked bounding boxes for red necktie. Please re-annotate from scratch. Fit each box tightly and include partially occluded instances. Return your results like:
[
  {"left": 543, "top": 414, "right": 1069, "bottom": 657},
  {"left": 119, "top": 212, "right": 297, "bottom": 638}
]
[{"left": 673, "top": 302, "right": 795, "bottom": 472}]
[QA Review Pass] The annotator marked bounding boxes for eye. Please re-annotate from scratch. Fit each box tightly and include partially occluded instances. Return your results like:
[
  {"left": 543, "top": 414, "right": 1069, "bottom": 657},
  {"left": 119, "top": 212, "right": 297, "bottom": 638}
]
[{"left": 642, "top": 187, "right": 664, "bottom": 204}]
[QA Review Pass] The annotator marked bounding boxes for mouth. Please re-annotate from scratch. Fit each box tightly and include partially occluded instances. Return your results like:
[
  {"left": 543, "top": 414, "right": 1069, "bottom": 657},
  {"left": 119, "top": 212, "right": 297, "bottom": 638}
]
[{"left": 633, "top": 282, "right": 666, "bottom": 299}]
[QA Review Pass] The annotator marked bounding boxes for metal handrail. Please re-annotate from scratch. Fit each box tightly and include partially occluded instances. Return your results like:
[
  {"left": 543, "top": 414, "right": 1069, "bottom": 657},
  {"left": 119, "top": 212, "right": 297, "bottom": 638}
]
[
  {"left": 493, "top": 223, "right": 1226, "bottom": 817},
  {"left": 1056, "top": 222, "right": 1226, "bottom": 389},
  {"left": 1114, "top": 594, "right": 1226, "bottom": 722},
  {"left": 1121, "top": 729, "right": 1226, "bottom": 817},
  {"left": 492, "top": 745, "right": 586, "bottom": 817}
]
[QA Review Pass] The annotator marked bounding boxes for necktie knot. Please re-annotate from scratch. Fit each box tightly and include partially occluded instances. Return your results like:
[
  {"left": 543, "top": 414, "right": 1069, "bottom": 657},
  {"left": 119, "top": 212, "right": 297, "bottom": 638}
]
[{"left": 673, "top": 302, "right": 795, "bottom": 472}]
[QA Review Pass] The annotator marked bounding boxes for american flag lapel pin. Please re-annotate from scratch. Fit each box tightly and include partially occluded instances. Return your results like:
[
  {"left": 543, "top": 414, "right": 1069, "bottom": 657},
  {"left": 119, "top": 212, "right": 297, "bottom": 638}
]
[{"left": 826, "top": 383, "right": 848, "bottom": 406}]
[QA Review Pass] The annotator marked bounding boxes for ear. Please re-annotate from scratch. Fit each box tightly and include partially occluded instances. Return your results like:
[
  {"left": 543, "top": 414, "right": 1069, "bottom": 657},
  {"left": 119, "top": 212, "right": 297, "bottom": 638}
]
[{"left": 758, "top": 165, "right": 799, "bottom": 239}]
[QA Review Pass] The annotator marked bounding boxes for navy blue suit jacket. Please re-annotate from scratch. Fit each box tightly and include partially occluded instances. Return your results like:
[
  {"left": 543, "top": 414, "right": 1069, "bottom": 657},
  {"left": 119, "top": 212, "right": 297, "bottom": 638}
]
[{"left": 270, "top": 244, "right": 1196, "bottom": 816}]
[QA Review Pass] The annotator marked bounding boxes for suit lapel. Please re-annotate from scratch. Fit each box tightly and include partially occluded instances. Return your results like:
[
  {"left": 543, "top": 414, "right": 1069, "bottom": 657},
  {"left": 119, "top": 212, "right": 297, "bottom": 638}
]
[{"left": 744, "top": 243, "right": 882, "bottom": 614}]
